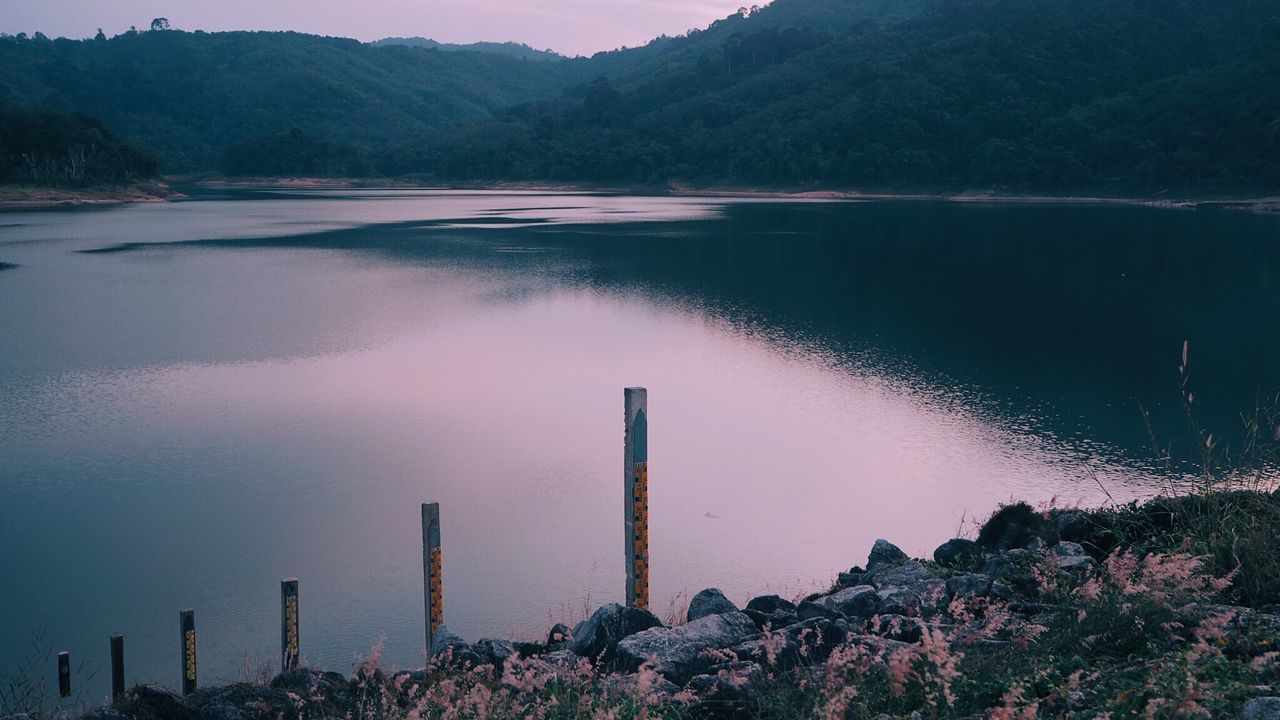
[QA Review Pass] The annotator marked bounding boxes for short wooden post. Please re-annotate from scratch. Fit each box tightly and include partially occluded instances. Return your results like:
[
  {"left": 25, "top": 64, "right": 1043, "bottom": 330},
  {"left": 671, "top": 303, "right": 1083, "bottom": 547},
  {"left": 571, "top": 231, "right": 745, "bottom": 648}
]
[
  {"left": 57, "top": 651, "right": 70, "bottom": 698},
  {"left": 179, "top": 610, "right": 197, "bottom": 695},
  {"left": 110, "top": 634, "right": 125, "bottom": 701},
  {"left": 625, "top": 387, "right": 650, "bottom": 609},
  {"left": 281, "top": 578, "right": 300, "bottom": 671},
  {"left": 422, "top": 502, "right": 442, "bottom": 657}
]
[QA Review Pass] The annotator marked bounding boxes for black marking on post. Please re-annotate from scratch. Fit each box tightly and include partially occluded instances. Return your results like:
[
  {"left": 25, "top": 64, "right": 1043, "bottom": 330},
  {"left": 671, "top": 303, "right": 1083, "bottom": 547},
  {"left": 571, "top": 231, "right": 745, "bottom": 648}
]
[
  {"left": 281, "top": 578, "right": 300, "bottom": 671},
  {"left": 422, "top": 502, "right": 442, "bottom": 657},
  {"left": 110, "top": 634, "right": 125, "bottom": 701},
  {"left": 57, "top": 651, "right": 70, "bottom": 698},
  {"left": 179, "top": 609, "right": 197, "bottom": 695}
]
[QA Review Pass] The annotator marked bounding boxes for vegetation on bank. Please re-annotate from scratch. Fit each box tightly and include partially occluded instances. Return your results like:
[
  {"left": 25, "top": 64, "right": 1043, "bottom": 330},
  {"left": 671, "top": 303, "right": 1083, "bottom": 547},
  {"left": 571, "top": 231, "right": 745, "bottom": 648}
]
[{"left": 0, "top": 103, "right": 157, "bottom": 187}]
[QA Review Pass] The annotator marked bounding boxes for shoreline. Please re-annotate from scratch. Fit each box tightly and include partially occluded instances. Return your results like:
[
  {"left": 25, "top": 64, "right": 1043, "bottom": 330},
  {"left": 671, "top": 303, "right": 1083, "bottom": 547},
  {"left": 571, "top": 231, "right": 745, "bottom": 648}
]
[
  {"left": 8, "top": 176, "right": 1274, "bottom": 213},
  {"left": 0, "top": 181, "right": 181, "bottom": 210},
  {"left": 41, "top": 490, "right": 1280, "bottom": 720}
]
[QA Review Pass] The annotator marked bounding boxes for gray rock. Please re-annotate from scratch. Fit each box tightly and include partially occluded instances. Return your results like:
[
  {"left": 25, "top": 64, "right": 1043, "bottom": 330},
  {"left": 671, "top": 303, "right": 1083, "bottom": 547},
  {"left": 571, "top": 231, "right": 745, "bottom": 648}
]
[
  {"left": 547, "top": 623, "right": 572, "bottom": 647},
  {"left": 837, "top": 570, "right": 867, "bottom": 588},
  {"left": 870, "top": 614, "right": 926, "bottom": 643},
  {"left": 796, "top": 599, "right": 845, "bottom": 622},
  {"left": 947, "top": 573, "right": 993, "bottom": 599},
  {"left": 1244, "top": 698, "right": 1280, "bottom": 720},
  {"left": 542, "top": 649, "right": 582, "bottom": 667},
  {"left": 474, "top": 637, "right": 516, "bottom": 667},
  {"left": 688, "top": 588, "right": 738, "bottom": 622},
  {"left": 866, "top": 560, "right": 936, "bottom": 589},
  {"left": 933, "top": 538, "right": 984, "bottom": 568},
  {"left": 732, "top": 618, "right": 847, "bottom": 667},
  {"left": 816, "top": 585, "right": 881, "bottom": 618},
  {"left": 746, "top": 595, "right": 796, "bottom": 615},
  {"left": 569, "top": 603, "right": 663, "bottom": 663},
  {"left": 878, "top": 578, "right": 949, "bottom": 618},
  {"left": 615, "top": 611, "right": 759, "bottom": 684},
  {"left": 743, "top": 594, "right": 799, "bottom": 629},
  {"left": 430, "top": 626, "right": 483, "bottom": 668},
  {"left": 684, "top": 661, "right": 768, "bottom": 702},
  {"left": 600, "top": 672, "right": 680, "bottom": 702},
  {"left": 197, "top": 682, "right": 307, "bottom": 715},
  {"left": 868, "top": 539, "right": 909, "bottom": 568},
  {"left": 1051, "top": 543, "right": 1095, "bottom": 571},
  {"left": 1052, "top": 541, "right": 1087, "bottom": 557}
]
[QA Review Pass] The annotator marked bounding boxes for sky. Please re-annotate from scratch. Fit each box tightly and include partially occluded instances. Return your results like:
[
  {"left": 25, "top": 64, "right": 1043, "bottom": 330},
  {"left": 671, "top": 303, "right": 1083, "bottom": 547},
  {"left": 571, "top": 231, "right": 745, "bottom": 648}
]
[{"left": 0, "top": 0, "right": 757, "bottom": 56}]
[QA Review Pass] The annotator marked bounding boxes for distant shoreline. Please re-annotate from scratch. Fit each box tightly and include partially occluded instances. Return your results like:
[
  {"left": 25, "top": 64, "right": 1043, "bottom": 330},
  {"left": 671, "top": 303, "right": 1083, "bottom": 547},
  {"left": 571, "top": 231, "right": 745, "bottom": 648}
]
[
  {"left": 4, "top": 177, "right": 1277, "bottom": 213},
  {"left": 186, "top": 177, "right": 1280, "bottom": 213},
  {"left": 0, "top": 181, "right": 180, "bottom": 210}
]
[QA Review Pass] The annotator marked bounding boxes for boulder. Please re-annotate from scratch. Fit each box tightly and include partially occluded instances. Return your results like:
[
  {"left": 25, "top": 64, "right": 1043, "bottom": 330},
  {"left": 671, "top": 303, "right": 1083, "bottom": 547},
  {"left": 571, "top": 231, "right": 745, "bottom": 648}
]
[
  {"left": 868, "top": 539, "right": 909, "bottom": 568},
  {"left": 869, "top": 614, "right": 926, "bottom": 643},
  {"left": 947, "top": 573, "right": 993, "bottom": 600},
  {"left": 732, "top": 618, "right": 848, "bottom": 667},
  {"left": 1244, "top": 698, "right": 1280, "bottom": 720},
  {"left": 796, "top": 599, "right": 845, "bottom": 622},
  {"left": 569, "top": 603, "right": 663, "bottom": 664},
  {"left": 815, "top": 585, "right": 881, "bottom": 618},
  {"left": 474, "top": 637, "right": 516, "bottom": 667},
  {"left": 865, "top": 560, "right": 936, "bottom": 589},
  {"left": 933, "top": 538, "right": 984, "bottom": 568},
  {"left": 1051, "top": 541, "right": 1096, "bottom": 571},
  {"left": 838, "top": 570, "right": 868, "bottom": 588},
  {"left": 743, "top": 594, "right": 799, "bottom": 629},
  {"left": 615, "top": 611, "right": 759, "bottom": 684},
  {"left": 546, "top": 623, "right": 572, "bottom": 648},
  {"left": 688, "top": 588, "right": 738, "bottom": 622},
  {"left": 430, "top": 626, "right": 483, "bottom": 668},
  {"left": 746, "top": 595, "right": 796, "bottom": 615},
  {"left": 684, "top": 661, "right": 768, "bottom": 703},
  {"left": 599, "top": 672, "right": 680, "bottom": 703},
  {"left": 878, "top": 579, "right": 949, "bottom": 618},
  {"left": 197, "top": 682, "right": 308, "bottom": 716}
]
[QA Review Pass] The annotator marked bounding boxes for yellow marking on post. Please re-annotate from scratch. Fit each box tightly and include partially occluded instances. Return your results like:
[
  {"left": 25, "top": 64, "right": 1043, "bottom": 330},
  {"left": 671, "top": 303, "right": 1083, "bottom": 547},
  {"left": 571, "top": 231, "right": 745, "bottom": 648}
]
[
  {"left": 285, "top": 596, "right": 299, "bottom": 656},
  {"left": 184, "top": 629, "right": 197, "bottom": 680},
  {"left": 429, "top": 546, "right": 444, "bottom": 632},
  {"left": 633, "top": 461, "right": 649, "bottom": 609}
]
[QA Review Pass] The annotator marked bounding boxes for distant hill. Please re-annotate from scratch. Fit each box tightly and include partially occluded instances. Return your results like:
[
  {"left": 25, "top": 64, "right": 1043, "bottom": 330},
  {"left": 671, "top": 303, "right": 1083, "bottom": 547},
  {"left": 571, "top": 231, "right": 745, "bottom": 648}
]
[
  {"left": 0, "top": 101, "right": 157, "bottom": 185},
  {"left": 369, "top": 37, "right": 562, "bottom": 61},
  {"left": 412, "top": 0, "right": 1280, "bottom": 193},
  {"left": 2, "top": 0, "right": 1275, "bottom": 193},
  {"left": 0, "top": 29, "right": 594, "bottom": 171}
]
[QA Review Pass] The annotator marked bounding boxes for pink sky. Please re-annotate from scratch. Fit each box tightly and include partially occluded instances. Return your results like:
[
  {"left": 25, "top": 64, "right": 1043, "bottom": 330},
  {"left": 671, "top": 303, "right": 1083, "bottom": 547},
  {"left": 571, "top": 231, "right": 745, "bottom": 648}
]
[{"left": 0, "top": 0, "right": 755, "bottom": 56}]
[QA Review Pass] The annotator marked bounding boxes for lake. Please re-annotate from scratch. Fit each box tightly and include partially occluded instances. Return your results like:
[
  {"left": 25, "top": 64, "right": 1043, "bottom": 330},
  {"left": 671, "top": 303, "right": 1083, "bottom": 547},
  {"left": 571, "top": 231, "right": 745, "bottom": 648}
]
[{"left": 1, "top": 189, "right": 1277, "bottom": 701}]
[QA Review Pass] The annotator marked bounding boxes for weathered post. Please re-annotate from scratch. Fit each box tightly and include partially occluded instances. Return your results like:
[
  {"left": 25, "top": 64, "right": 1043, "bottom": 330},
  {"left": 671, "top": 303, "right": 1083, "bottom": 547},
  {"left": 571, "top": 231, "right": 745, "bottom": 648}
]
[
  {"left": 422, "top": 502, "right": 442, "bottom": 657},
  {"left": 57, "top": 651, "right": 70, "bottom": 698},
  {"left": 281, "top": 578, "right": 300, "bottom": 671},
  {"left": 624, "top": 387, "right": 649, "bottom": 609},
  {"left": 179, "top": 609, "right": 197, "bottom": 695},
  {"left": 109, "top": 634, "right": 125, "bottom": 701}
]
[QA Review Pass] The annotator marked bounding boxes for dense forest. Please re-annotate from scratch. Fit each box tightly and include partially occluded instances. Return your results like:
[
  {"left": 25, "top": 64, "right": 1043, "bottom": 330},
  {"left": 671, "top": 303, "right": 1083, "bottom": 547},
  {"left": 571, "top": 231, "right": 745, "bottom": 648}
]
[
  {"left": 2, "top": 0, "right": 1278, "bottom": 192},
  {"left": 0, "top": 102, "right": 157, "bottom": 185}
]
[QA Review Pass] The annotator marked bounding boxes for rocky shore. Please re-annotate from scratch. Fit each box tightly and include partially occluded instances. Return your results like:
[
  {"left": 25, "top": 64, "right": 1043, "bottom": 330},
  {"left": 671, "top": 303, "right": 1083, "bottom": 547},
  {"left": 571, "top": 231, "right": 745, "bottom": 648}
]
[{"left": 16, "top": 492, "right": 1280, "bottom": 719}]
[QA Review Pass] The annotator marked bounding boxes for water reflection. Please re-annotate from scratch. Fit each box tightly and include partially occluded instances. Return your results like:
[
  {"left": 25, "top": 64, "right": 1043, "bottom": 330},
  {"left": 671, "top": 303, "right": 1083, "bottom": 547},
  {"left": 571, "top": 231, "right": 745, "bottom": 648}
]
[{"left": 1, "top": 191, "right": 1276, "bottom": 699}]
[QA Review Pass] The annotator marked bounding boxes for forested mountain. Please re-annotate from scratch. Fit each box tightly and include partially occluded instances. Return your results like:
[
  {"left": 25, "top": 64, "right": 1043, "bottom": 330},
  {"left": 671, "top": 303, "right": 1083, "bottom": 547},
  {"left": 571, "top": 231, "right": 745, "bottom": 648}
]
[
  {"left": 417, "top": 0, "right": 1280, "bottom": 192},
  {"left": 369, "top": 37, "right": 562, "bottom": 61},
  {"left": 2, "top": 0, "right": 1277, "bottom": 192},
  {"left": 0, "top": 29, "right": 595, "bottom": 171}
]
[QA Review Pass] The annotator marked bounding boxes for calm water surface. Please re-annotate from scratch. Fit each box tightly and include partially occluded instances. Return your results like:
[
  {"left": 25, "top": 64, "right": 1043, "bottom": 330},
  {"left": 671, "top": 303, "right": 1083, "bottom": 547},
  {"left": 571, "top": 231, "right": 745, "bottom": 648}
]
[{"left": 1, "top": 189, "right": 1277, "bottom": 699}]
